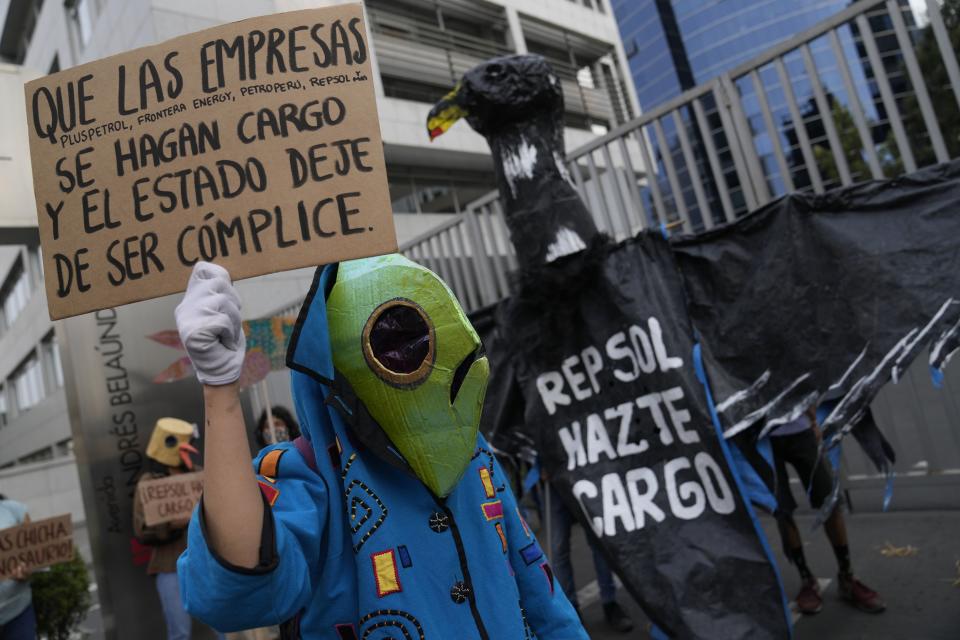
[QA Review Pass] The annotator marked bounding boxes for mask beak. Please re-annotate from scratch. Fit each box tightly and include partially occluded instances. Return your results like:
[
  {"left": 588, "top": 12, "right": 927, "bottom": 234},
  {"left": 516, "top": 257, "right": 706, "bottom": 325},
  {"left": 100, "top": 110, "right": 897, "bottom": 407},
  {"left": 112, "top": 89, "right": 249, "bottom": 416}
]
[
  {"left": 426, "top": 83, "right": 467, "bottom": 142},
  {"left": 178, "top": 442, "right": 199, "bottom": 470}
]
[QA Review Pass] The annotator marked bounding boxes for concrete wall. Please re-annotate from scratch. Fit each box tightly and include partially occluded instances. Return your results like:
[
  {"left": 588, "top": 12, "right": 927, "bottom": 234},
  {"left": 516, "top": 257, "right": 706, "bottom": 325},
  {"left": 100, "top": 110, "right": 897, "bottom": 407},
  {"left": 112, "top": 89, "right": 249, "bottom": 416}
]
[{"left": 0, "top": 454, "right": 85, "bottom": 523}]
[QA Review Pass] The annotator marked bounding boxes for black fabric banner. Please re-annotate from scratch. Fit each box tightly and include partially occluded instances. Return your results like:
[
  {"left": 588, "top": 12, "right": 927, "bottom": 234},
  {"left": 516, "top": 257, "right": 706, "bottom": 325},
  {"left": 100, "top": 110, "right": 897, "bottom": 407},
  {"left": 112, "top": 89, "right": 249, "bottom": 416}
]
[
  {"left": 491, "top": 235, "right": 791, "bottom": 639},
  {"left": 477, "top": 161, "right": 960, "bottom": 639}
]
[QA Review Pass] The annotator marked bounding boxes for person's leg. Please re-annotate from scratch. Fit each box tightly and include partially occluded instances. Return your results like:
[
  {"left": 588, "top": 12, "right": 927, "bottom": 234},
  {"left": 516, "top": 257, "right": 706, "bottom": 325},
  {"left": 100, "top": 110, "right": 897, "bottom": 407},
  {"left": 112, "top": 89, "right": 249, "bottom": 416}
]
[
  {"left": 793, "top": 429, "right": 852, "bottom": 576},
  {"left": 801, "top": 439, "right": 885, "bottom": 613},
  {"left": 547, "top": 484, "right": 578, "bottom": 611},
  {"left": 0, "top": 602, "right": 37, "bottom": 640},
  {"left": 771, "top": 435, "right": 815, "bottom": 582},
  {"left": 588, "top": 544, "right": 633, "bottom": 632},
  {"left": 771, "top": 433, "right": 823, "bottom": 614},
  {"left": 589, "top": 543, "right": 616, "bottom": 606},
  {"left": 155, "top": 571, "right": 193, "bottom": 640}
]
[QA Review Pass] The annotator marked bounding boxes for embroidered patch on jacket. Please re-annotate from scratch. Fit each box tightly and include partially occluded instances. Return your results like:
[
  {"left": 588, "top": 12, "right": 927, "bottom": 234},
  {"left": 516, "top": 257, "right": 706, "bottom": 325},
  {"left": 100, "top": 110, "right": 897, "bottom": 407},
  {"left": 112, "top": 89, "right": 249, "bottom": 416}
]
[
  {"left": 481, "top": 500, "right": 504, "bottom": 521},
  {"left": 397, "top": 545, "right": 412, "bottom": 568},
  {"left": 258, "top": 449, "right": 285, "bottom": 480},
  {"left": 334, "top": 623, "right": 359, "bottom": 640},
  {"left": 358, "top": 610, "right": 425, "bottom": 640},
  {"left": 540, "top": 561, "right": 555, "bottom": 595},
  {"left": 517, "top": 507, "right": 531, "bottom": 537},
  {"left": 479, "top": 467, "right": 496, "bottom": 498},
  {"left": 519, "top": 540, "right": 543, "bottom": 566},
  {"left": 257, "top": 481, "right": 280, "bottom": 506},
  {"left": 371, "top": 549, "right": 402, "bottom": 597},
  {"left": 495, "top": 522, "right": 508, "bottom": 554},
  {"left": 343, "top": 453, "right": 388, "bottom": 552}
]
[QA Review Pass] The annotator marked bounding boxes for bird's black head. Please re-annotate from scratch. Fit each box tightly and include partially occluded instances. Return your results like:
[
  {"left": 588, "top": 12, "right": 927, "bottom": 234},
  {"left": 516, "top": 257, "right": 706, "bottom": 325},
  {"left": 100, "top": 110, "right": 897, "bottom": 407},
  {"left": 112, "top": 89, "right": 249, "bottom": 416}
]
[{"left": 427, "top": 54, "right": 563, "bottom": 141}]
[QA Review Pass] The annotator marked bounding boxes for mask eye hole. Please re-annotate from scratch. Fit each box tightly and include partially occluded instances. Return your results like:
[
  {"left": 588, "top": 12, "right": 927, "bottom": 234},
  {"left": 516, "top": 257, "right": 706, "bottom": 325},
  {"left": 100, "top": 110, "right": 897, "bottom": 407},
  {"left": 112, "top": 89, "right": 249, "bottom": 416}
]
[
  {"left": 363, "top": 298, "right": 435, "bottom": 387},
  {"left": 164, "top": 435, "right": 177, "bottom": 448}
]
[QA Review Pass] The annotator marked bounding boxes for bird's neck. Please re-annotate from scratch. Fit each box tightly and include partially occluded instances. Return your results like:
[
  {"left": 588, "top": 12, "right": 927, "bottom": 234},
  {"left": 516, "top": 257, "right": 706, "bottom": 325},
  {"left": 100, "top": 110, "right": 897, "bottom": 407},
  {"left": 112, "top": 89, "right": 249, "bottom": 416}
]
[{"left": 486, "top": 120, "right": 599, "bottom": 268}]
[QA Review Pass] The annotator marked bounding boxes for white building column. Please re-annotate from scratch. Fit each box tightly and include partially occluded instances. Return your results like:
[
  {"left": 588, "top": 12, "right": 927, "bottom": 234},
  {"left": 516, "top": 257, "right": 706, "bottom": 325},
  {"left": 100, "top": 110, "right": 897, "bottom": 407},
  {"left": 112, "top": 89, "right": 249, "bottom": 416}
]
[{"left": 506, "top": 7, "right": 527, "bottom": 54}]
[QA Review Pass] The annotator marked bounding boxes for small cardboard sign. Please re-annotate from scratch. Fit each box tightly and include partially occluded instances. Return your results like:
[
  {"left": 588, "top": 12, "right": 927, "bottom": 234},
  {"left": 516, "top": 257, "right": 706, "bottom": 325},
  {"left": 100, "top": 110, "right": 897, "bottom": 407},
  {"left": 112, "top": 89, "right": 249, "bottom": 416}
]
[
  {"left": 24, "top": 5, "right": 396, "bottom": 320},
  {"left": 138, "top": 471, "right": 204, "bottom": 526},
  {"left": 0, "top": 514, "right": 74, "bottom": 577}
]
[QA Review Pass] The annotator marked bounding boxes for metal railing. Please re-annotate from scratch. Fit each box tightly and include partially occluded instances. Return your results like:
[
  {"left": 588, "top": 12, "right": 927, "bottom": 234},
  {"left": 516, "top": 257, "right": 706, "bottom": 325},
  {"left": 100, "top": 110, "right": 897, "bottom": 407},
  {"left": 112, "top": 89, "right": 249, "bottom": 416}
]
[{"left": 401, "top": 0, "right": 960, "bottom": 313}]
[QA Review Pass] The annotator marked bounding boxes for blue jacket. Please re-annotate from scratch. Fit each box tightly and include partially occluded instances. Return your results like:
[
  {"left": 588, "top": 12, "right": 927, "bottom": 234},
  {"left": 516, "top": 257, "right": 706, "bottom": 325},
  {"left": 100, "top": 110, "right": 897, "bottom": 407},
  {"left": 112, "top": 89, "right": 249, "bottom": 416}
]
[{"left": 178, "top": 266, "right": 586, "bottom": 639}]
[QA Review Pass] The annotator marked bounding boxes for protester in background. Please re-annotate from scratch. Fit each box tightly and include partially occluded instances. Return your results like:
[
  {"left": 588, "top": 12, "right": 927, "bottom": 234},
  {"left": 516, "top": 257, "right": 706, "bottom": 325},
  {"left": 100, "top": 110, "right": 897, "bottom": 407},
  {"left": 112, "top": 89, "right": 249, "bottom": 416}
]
[
  {"left": 133, "top": 418, "right": 222, "bottom": 640},
  {"left": 254, "top": 406, "right": 300, "bottom": 448},
  {"left": 0, "top": 494, "right": 35, "bottom": 640},
  {"left": 548, "top": 483, "right": 633, "bottom": 632},
  {"left": 770, "top": 408, "right": 885, "bottom": 615}
]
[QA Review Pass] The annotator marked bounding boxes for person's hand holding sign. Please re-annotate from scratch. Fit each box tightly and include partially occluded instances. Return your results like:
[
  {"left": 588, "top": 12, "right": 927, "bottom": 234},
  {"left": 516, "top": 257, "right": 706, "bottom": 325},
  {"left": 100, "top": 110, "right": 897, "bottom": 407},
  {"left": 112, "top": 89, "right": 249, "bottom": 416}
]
[
  {"left": 175, "top": 262, "right": 262, "bottom": 568},
  {"left": 9, "top": 558, "right": 31, "bottom": 582}
]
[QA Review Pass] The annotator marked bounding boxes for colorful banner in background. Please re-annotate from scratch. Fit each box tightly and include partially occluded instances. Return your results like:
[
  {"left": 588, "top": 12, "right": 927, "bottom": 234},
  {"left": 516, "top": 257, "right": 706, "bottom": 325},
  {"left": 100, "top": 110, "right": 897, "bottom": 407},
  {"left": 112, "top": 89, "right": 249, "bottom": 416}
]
[{"left": 149, "top": 316, "right": 297, "bottom": 387}]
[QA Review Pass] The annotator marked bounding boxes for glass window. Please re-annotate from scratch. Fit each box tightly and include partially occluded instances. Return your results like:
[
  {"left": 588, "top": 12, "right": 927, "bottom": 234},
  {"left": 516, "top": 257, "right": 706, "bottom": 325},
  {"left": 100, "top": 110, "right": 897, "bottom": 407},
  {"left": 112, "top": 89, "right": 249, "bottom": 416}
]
[
  {"left": 43, "top": 334, "right": 64, "bottom": 389},
  {"left": 389, "top": 178, "right": 418, "bottom": 214},
  {"left": 56, "top": 438, "right": 74, "bottom": 457},
  {"left": 75, "top": 0, "right": 96, "bottom": 46},
  {"left": 12, "top": 353, "right": 45, "bottom": 413},
  {"left": 19, "top": 447, "right": 53, "bottom": 465},
  {"left": 0, "top": 386, "right": 7, "bottom": 428},
  {"left": 387, "top": 168, "right": 497, "bottom": 215},
  {"left": 1, "top": 261, "right": 31, "bottom": 332}
]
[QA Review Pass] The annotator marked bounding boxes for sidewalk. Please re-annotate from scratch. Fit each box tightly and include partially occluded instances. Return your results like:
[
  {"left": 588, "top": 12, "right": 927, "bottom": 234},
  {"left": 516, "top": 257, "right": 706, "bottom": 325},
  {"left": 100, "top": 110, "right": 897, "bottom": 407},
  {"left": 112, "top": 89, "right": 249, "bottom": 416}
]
[{"left": 572, "top": 510, "right": 960, "bottom": 639}]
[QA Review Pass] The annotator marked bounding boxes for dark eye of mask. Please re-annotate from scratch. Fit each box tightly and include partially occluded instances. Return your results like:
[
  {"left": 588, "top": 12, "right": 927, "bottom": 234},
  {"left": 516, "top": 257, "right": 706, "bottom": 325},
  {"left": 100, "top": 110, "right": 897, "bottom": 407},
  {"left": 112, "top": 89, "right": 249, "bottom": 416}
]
[{"left": 369, "top": 305, "right": 431, "bottom": 374}]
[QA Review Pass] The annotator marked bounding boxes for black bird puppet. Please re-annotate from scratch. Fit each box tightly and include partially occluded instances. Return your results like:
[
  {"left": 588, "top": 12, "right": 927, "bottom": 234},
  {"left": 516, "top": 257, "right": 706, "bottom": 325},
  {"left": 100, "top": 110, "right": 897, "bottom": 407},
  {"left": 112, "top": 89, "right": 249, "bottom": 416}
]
[{"left": 429, "top": 54, "right": 960, "bottom": 639}]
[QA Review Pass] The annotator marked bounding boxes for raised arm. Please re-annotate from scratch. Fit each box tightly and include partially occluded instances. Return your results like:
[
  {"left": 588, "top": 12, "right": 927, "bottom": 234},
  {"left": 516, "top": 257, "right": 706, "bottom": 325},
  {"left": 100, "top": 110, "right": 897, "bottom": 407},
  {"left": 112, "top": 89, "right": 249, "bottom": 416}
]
[{"left": 175, "top": 262, "right": 262, "bottom": 568}]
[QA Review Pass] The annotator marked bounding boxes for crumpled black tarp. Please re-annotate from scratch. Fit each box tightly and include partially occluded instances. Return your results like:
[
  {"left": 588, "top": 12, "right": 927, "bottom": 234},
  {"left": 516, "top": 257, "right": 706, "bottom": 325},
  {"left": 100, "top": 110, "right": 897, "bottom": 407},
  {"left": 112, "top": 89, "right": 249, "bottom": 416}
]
[{"left": 675, "top": 160, "right": 960, "bottom": 485}]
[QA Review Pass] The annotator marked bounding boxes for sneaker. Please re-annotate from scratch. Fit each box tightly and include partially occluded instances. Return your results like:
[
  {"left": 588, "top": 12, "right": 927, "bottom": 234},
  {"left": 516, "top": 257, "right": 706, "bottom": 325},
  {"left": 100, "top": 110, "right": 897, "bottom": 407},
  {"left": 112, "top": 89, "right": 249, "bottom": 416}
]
[
  {"left": 602, "top": 601, "right": 634, "bottom": 633},
  {"left": 796, "top": 578, "right": 823, "bottom": 615},
  {"left": 839, "top": 574, "right": 886, "bottom": 613}
]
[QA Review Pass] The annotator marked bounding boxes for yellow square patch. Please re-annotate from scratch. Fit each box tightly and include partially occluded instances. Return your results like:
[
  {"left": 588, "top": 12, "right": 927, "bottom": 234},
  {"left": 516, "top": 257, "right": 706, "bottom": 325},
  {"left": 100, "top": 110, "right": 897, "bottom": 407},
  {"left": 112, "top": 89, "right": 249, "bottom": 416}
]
[
  {"left": 479, "top": 467, "right": 496, "bottom": 499},
  {"left": 371, "top": 549, "right": 402, "bottom": 597}
]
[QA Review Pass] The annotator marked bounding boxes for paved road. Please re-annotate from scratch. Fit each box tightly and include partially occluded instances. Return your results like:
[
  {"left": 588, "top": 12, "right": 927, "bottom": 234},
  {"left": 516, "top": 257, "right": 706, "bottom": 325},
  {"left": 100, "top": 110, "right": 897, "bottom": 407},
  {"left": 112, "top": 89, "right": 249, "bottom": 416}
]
[{"left": 571, "top": 510, "right": 960, "bottom": 640}]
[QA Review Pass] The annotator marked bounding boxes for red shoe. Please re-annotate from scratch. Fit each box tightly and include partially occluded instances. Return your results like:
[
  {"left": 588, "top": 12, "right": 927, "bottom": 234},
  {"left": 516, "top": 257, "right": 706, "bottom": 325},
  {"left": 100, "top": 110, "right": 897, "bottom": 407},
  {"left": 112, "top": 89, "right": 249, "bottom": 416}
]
[
  {"left": 839, "top": 574, "right": 886, "bottom": 613},
  {"left": 796, "top": 578, "right": 823, "bottom": 614}
]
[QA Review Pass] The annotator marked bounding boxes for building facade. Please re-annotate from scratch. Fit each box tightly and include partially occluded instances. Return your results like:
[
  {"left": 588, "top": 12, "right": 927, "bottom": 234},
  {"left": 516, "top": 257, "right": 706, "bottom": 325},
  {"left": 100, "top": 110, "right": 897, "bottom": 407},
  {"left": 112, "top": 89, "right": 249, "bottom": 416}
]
[
  {"left": 0, "top": 0, "right": 638, "bottom": 469},
  {"left": 609, "top": 0, "right": 947, "bottom": 228},
  {"left": 613, "top": 0, "right": 856, "bottom": 111}
]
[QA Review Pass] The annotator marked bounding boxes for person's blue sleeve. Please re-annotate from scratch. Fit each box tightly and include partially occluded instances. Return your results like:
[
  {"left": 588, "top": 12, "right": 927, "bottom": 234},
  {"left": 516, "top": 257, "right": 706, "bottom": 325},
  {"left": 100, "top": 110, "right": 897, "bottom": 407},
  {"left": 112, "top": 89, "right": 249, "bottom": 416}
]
[
  {"left": 485, "top": 443, "right": 588, "bottom": 639},
  {"left": 177, "top": 444, "right": 328, "bottom": 632},
  {"left": 0, "top": 500, "right": 27, "bottom": 523}
]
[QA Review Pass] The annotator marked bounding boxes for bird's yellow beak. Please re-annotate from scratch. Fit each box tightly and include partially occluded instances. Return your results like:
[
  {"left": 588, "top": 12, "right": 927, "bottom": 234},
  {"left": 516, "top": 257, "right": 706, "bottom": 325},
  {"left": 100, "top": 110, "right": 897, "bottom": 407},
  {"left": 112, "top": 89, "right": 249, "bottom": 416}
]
[{"left": 427, "top": 84, "right": 467, "bottom": 141}]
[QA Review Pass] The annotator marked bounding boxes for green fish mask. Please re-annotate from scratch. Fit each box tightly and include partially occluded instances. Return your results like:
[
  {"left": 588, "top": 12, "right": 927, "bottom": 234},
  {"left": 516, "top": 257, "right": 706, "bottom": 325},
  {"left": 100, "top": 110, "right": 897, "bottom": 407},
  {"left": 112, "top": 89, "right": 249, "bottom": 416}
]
[{"left": 327, "top": 254, "right": 490, "bottom": 497}]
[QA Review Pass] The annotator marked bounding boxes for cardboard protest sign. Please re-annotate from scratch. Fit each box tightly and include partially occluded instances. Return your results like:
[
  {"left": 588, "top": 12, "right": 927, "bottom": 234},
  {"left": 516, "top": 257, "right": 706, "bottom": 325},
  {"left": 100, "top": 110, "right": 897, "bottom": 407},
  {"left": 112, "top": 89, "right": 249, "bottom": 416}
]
[
  {"left": 0, "top": 514, "right": 74, "bottom": 577},
  {"left": 137, "top": 471, "right": 204, "bottom": 526},
  {"left": 24, "top": 4, "right": 396, "bottom": 320}
]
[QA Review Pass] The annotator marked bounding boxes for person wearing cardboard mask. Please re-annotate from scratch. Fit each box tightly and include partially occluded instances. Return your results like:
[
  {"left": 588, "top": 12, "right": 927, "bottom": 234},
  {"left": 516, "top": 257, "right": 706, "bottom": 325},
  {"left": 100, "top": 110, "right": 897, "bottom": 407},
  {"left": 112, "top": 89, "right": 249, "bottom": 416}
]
[
  {"left": 175, "top": 258, "right": 586, "bottom": 638},
  {"left": 133, "top": 418, "right": 211, "bottom": 640}
]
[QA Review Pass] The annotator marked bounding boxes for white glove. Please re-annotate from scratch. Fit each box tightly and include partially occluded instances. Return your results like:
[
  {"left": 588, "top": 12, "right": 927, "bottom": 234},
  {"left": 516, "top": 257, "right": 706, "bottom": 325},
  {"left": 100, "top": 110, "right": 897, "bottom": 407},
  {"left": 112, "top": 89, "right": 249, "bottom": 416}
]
[{"left": 175, "top": 262, "right": 246, "bottom": 386}]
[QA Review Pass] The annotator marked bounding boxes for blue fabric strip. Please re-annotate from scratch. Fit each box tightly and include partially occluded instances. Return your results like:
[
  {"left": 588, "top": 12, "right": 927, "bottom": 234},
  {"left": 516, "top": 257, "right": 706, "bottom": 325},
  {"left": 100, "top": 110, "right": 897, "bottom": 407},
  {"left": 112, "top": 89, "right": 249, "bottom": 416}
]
[
  {"left": 523, "top": 460, "right": 541, "bottom": 495},
  {"left": 692, "top": 342, "right": 794, "bottom": 639}
]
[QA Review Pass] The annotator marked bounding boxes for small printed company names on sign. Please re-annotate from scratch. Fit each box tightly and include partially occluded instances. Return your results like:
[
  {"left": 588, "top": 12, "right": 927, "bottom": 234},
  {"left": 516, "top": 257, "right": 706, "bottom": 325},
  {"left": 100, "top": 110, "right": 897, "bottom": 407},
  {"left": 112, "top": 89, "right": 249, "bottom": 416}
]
[
  {"left": 25, "top": 4, "right": 396, "bottom": 319},
  {"left": 0, "top": 514, "right": 74, "bottom": 576}
]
